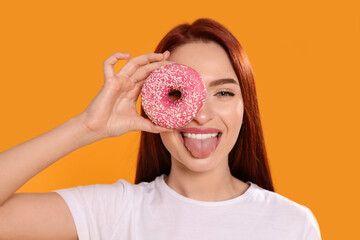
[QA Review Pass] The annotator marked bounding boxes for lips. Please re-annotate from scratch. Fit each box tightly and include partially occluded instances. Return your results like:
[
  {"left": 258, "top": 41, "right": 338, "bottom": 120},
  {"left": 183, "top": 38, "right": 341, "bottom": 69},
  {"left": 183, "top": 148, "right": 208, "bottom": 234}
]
[
  {"left": 180, "top": 128, "right": 221, "bottom": 134},
  {"left": 177, "top": 128, "right": 222, "bottom": 158},
  {"left": 177, "top": 128, "right": 222, "bottom": 143}
]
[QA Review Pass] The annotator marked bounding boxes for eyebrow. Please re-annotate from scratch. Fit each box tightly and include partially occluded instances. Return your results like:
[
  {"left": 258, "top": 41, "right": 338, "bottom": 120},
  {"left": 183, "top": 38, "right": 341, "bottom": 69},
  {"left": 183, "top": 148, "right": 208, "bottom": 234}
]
[{"left": 208, "top": 78, "right": 239, "bottom": 87}]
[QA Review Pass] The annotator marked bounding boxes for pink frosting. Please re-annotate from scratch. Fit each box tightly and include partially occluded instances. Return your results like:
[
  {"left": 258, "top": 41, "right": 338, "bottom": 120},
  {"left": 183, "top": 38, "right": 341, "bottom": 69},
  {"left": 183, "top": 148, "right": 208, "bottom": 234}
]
[{"left": 141, "top": 63, "right": 206, "bottom": 128}]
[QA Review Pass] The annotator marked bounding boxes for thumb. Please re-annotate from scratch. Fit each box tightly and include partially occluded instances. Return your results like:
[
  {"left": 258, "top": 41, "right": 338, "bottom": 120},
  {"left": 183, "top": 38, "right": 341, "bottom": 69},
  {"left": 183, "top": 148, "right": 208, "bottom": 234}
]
[{"left": 139, "top": 119, "right": 173, "bottom": 134}]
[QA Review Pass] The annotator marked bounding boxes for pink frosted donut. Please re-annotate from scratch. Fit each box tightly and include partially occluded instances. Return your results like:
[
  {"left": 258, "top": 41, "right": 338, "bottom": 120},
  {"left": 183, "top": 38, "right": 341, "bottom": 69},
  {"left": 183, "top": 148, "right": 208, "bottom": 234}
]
[{"left": 141, "top": 63, "right": 206, "bottom": 128}]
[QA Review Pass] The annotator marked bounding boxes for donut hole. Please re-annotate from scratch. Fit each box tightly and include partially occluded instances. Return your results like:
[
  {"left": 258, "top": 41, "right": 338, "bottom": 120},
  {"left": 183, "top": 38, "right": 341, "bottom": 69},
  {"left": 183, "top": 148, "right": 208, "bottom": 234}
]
[{"left": 168, "top": 89, "right": 182, "bottom": 102}]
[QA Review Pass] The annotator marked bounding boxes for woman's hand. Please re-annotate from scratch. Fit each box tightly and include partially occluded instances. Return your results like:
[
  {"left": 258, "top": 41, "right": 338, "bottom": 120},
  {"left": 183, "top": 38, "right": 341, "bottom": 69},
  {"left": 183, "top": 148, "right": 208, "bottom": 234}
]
[{"left": 78, "top": 51, "right": 173, "bottom": 139}]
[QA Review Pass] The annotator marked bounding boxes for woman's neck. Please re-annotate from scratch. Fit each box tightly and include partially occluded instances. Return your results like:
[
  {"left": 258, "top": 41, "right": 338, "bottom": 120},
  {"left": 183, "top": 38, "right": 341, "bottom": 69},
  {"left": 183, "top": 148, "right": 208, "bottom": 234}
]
[{"left": 164, "top": 164, "right": 249, "bottom": 202}]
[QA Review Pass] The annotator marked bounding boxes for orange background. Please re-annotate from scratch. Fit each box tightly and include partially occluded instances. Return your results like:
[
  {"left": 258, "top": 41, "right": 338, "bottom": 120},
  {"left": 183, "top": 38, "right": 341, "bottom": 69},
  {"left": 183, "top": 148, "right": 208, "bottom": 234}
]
[{"left": 1, "top": 0, "right": 359, "bottom": 238}]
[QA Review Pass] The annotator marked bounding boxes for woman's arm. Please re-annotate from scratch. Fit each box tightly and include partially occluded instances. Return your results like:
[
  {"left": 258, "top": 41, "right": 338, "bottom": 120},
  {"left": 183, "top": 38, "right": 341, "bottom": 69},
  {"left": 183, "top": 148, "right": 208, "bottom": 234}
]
[
  {"left": 0, "top": 51, "right": 171, "bottom": 239},
  {"left": 0, "top": 115, "right": 99, "bottom": 240},
  {"left": 0, "top": 115, "right": 102, "bottom": 207}
]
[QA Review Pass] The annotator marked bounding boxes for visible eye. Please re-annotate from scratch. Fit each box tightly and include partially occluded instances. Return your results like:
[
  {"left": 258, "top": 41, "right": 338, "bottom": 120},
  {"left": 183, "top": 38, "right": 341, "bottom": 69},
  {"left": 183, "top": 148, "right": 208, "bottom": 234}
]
[{"left": 215, "top": 90, "right": 235, "bottom": 97}]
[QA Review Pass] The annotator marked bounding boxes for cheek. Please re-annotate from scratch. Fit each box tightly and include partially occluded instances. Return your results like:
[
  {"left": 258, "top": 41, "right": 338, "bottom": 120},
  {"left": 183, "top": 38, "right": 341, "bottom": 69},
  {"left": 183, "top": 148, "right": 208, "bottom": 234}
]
[
  {"left": 160, "top": 132, "right": 179, "bottom": 156},
  {"left": 160, "top": 132, "right": 172, "bottom": 148},
  {"left": 215, "top": 100, "right": 244, "bottom": 127},
  {"left": 219, "top": 101, "right": 244, "bottom": 151}
]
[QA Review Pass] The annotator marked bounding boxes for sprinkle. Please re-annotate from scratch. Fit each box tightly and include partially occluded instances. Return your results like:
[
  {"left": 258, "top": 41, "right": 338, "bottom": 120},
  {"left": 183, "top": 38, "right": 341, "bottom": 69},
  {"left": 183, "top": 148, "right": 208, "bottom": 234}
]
[{"left": 141, "top": 63, "right": 206, "bottom": 128}]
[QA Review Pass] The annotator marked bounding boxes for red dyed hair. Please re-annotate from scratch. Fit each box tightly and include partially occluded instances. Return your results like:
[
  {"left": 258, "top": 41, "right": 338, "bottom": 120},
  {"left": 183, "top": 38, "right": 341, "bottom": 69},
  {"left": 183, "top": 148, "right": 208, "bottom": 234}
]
[{"left": 136, "top": 18, "right": 275, "bottom": 192}]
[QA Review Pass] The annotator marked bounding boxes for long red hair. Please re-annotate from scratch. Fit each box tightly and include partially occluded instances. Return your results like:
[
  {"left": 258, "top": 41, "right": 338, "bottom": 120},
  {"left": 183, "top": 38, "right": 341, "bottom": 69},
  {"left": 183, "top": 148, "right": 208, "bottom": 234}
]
[{"left": 136, "top": 18, "right": 275, "bottom": 192}]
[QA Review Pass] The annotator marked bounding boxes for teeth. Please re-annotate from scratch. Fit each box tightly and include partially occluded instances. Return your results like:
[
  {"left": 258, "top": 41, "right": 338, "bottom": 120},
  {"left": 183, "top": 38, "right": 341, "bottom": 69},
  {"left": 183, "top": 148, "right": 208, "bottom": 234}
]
[{"left": 182, "top": 133, "right": 218, "bottom": 140}]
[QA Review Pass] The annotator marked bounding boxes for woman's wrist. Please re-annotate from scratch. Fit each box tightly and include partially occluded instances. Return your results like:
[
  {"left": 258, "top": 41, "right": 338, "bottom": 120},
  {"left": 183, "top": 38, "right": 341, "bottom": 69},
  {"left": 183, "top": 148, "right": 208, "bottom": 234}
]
[{"left": 68, "top": 114, "right": 108, "bottom": 148}]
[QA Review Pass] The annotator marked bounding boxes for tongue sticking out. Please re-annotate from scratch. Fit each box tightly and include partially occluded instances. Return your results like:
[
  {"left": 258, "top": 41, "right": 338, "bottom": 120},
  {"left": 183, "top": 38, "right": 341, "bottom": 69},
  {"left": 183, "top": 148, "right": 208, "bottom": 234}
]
[{"left": 183, "top": 136, "right": 218, "bottom": 158}]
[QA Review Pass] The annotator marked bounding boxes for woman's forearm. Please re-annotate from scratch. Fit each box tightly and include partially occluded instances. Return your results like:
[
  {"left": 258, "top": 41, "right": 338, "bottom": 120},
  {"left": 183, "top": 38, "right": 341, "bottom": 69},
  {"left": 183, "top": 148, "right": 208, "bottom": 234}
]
[
  {"left": 0, "top": 51, "right": 170, "bottom": 207},
  {"left": 0, "top": 115, "right": 105, "bottom": 206}
]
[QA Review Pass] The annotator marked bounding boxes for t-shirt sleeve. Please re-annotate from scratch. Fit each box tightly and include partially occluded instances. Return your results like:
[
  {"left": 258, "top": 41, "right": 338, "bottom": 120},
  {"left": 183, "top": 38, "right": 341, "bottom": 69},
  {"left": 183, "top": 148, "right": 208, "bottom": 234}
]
[
  {"left": 53, "top": 179, "right": 132, "bottom": 240},
  {"left": 302, "top": 207, "right": 322, "bottom": 240}
]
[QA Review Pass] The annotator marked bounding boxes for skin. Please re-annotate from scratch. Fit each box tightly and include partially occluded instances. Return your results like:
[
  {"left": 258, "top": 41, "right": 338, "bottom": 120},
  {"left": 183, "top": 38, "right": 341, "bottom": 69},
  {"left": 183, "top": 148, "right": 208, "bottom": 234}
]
[
  {"left": 160, "top": 41, "right": 251, "bottom": 201},
  {"left": 0, "top": 51, "right": 173, "bottom": 239},
  {"left": 0, "top": 44, "right": 251, "bottom": 239}
]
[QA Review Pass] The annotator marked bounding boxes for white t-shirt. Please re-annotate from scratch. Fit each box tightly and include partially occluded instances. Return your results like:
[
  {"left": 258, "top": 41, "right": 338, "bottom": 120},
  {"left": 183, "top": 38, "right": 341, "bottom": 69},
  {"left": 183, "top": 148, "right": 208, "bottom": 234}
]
[{"left": 53, "top": 174, "right": 321, "bottom": 240}]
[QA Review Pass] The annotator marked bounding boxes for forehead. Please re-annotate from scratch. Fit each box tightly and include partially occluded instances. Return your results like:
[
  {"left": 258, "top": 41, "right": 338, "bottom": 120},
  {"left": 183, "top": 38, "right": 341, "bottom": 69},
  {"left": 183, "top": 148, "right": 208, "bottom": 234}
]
[{"left": 167, "top": 41, "right": 238, "bottom": 83}]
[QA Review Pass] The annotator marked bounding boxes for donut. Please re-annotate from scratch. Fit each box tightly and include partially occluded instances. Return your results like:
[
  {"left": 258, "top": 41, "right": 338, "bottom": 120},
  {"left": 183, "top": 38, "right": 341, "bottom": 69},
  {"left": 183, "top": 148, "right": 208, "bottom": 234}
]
[{"left": 141, "top": 63, "right": 207, "bottom": 128}]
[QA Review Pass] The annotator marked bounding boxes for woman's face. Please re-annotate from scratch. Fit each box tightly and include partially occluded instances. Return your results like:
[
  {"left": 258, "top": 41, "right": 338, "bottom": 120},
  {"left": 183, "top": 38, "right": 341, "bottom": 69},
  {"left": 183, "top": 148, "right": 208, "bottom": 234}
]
[{"left": 160, "top": 41, "right": 244, "bottom": 173}]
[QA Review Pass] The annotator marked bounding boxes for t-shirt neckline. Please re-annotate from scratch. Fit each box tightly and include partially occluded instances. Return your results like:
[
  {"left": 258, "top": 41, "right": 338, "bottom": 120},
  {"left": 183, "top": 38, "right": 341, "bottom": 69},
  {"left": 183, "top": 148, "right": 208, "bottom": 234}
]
[{"left": 158, "top": 174, "right": 256, "bottom": 206}]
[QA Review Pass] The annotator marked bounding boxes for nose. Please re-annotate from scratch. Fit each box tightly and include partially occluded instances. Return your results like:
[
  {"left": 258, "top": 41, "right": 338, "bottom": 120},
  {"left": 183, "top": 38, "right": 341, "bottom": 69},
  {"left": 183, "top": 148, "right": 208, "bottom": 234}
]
[{"left": 192, "top": 99, "right": 214, "bottom": 125}]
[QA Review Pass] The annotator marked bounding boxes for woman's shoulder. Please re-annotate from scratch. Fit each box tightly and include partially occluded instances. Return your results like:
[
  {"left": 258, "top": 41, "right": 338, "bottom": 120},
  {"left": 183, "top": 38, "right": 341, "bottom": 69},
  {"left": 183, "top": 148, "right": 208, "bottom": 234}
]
[
  {"left": 114, "top": 174, "right": 163, "bottom": 194},
  {"left": 249, "top": 182, "right": 321, "bottom": 235},
  {"left": 248, "top": 181, "right": 311, "bottom": 213},
  {"left": 248, "top": 182, "right": 320, "bottom": 228}
]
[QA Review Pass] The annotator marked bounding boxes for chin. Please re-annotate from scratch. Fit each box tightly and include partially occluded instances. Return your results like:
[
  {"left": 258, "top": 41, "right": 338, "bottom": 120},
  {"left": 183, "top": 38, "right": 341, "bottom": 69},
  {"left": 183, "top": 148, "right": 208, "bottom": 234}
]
[{"left": 173, "top": 152, "right": 224, "bottom": 174}]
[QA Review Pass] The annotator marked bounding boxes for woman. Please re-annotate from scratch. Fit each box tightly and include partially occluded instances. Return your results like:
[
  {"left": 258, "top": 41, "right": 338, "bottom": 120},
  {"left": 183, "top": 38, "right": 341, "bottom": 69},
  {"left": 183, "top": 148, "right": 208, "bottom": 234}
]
[{"left": 0, "top": 18, "right": 321, "bottom": 239}]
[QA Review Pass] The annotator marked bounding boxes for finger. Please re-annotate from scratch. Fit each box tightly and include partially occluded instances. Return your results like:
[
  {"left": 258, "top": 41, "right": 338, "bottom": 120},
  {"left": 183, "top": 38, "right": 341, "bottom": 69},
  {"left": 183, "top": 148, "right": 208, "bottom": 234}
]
[
  {"left": 103, "top": 52, "right": 131, "bottom": 79},
  {"left": 152, "top": 125, "right": 173, "bottom": 133},
  {"left": 116, "top": 52, "right": 166, "bottom": 79},
  {"left": 135, "top": 118, "right": 172, "bottom": 134},
  {"left": 129, "top": 60, "right": 175, "bottom": 83},
  {"left": 163, "top": 50, "right": 171, "bottom": 60}
]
